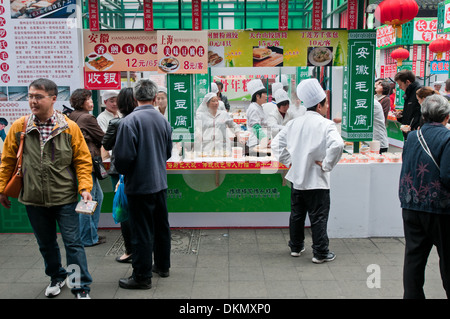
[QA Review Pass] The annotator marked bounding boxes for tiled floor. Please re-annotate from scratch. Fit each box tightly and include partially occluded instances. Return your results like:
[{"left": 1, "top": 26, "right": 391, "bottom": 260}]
[{"left": 0, "top": 228, "right": 447, "bottom": 299}]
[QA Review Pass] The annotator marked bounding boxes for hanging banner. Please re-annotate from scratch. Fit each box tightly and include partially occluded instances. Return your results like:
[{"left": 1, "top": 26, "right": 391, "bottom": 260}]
[
  {"left": 84, "top": 71, "right": 121, "bottom": 90},
  {"left": 347, "top": 0, "right": 358, "bottom": 30},
  {"left": 0, "top": 0, "right": 81, "bottom": 152},
  {"left": 143, "top": 0, "right": 154, "bottom": 31},
  {"left": 430, "top": 60, "right": 450, "bottom": 74},
  {"left": 167, "top": 74, "right": 194, "bottom": 142},
  {"left": 278, "top": 0, "right": 289, "bottom": 31},
  {"left": 88, "top": 0, "right": 100, "bottom": 31},
  {"left": 312, "top": 0, "right": 322, "bottom": 30},
  {"left": 341, "top": 30, "right": 376, "bottom": 142},
  {"left": 376, "top": 25, "right": 396, "bottom": 49},
  {"left": 192, "top": 0, "right": 202, "bottom": 30},
  {"left": 207, "top": 30, "right": 348, "bottom": 68},
  {"left": 442, "top": 0, "right": 450, "bottom": 33},
  {"left": 157, "top": 30, "right": 208, "bottom": 74},
  {"left": 83, "top": 30, "right": 158, "bottom": 72}
]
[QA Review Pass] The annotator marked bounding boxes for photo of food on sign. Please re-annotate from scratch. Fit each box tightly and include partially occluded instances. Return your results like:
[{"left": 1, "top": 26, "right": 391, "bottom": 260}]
[
  {"left": 307, "top": 47, "right": 334, "bottom": 67},
  {"left": 252, "top": 46, "right": 283, "bottom": 67},
  {"left": 85, "top": 53, "right": 115, "bottom": 72},
  {"left": 10, "top": 0, "right": 76, "bottom": 19},
  {"left": 158, "top": 57, "right": 180, "bottom": 73},
  {"left": 208, "top": 49, "right": 224, "bottom": 67}
]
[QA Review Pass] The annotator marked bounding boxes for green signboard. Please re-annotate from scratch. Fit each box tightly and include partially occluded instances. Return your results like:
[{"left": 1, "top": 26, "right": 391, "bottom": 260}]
[
  {"left": 167, "top": 73, "right": 195, "bottom": 142},
  {"left": 341, "top": 30, "right": 376, "bottom": 142}
]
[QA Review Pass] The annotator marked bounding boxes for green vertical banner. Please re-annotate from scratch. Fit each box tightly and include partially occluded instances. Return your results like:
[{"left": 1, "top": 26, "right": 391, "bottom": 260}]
[
  {"left": 194, "top": 73, "right": 209, "bottom": 113},
  {"left": 341, "top": 30, "right": 376, "bottom": 142},
  {"left": 167, "top": 74, "right": 194, "bottom": 142},
  {"left": 394, "top": 61, "right": 413, "bottom": 110},
  {"left": 296, "top": 67, "right": 310, "bottom": 82}
]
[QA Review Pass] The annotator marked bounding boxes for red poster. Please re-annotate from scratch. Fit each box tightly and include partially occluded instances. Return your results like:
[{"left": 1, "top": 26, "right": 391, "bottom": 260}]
[
  {"left": 278, "top": 0, "right": 289, "bottom": 31},
  {"left": 412, "top": 45, "right": 418, "bottom": 73},
  {"left": 192, "top": 0, "right": 202, "bottom": 30},
  {"left": 312, "top": 0, "right": 322, "bottom": 31},
  {"left": 88, "top": 0, "right": 99, "bottom": 32},
  {"left": 84, "top": 71, "right": 121, "bottom": 90},
  {"left": 347, "top": 0, "right": 358, "bottom": 30},
  {"left": 143, "top": 0, "right": 153, "bottom": 31}
]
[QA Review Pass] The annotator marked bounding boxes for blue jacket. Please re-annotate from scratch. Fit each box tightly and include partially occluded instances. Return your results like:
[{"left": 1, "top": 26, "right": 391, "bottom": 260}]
[
  {"left": 399, "top": 122, "right": 450, "bottom": 214},
  {"left": 114, "top": 105, "right": 172, "bottom": 195}
]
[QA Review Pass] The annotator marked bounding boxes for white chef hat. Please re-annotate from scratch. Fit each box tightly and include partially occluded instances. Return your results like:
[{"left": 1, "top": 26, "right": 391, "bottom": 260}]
[
  {"left": 211, "top": 82, "right": 219, "bottom": 93},
  {"left": 247, "top": 79, "right": 266, "bottom": 97},
  {"left": 102, "top": 90, "right": 119, "bottom": 103},
  {"left": 273, "top": 89, "right": 290, "bottom": 105},
  {"left": 158, "top": 86, "right": 167, "bottom": 94},
  {"left": 296, "top": 78, "right": 326, "bottom": 108},
  {"left": 275, "top": 74, "right": 288, "bottom": 87},
  {"left": 197, "top": 92, "right": 217, "bottom": 115},
  {"left": 271, "top": 82, "right": 284, "bottom": 96}
]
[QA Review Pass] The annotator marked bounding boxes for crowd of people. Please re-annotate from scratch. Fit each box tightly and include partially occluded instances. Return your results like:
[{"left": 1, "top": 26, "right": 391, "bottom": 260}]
[{"left": 0, "top": 73, "right": 448, "bottom": 299}]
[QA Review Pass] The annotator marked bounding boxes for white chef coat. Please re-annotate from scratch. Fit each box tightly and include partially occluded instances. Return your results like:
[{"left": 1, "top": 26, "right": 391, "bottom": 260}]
[
  {"left": 246, "top": 102, "right": 269, "bottom": 148},
  {"left": 267, "top": 107, "right": 294, "bottom": 138},
  {"left": 287, "top": 104, "right": 306, "bottom": 119},
  {"left": 97, "top": 109, "right": 122, "bottom": 132},
  {"left": 373, "top": 99, "right": 389, "bottom": 149},
  {"left": 272, "top": 111, "right": 344, "bottom": 190},
  {"left": 195, "top": 110, "right": 241, "bottom": 154},
  {"left": 262, "top": 101, "right": 277, "bottom": 117}
]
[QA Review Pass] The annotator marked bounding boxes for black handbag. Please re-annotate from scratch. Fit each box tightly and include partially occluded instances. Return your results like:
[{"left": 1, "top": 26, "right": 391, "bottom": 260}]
[{"left": 92, "top": 155, "right": 109, "bottom": 180}]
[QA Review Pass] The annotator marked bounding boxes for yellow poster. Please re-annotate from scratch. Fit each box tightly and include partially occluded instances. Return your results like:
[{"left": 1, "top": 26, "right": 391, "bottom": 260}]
[{"left": 208, "top": 30, "right": 348, "bottom": 68}]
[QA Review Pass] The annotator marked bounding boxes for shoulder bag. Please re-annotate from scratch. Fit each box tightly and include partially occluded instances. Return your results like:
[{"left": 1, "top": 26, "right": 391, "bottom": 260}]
[
  {"left": 417, "top": 128, "right": 440, "bottom": 171},
  {"left": 4, "top": 115, "right": 29, "bottom": 198}
]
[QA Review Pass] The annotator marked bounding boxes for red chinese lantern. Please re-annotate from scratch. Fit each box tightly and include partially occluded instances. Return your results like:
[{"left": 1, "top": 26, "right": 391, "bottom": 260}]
[
  {"left": 391, "top": 47, "right": 410, "bottom": 66},
  {"left": 374, "top": 0, "right": 419, "bottom": 38},
  {"left": 429, "top": 37, "right": 450, "bottom": 60}
]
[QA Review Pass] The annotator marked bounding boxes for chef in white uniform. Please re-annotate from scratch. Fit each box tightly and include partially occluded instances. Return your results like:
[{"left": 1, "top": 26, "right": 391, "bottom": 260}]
[
  {"left": 246, "top": 79, "right": 270, "bottom": 149},
  {"left": 272, "top": 78, "right": 344, "bottom": 264},
  {"left": 195, "top": 92, "right": 243, "bottom": 156},
  {"left": 267, "top": 88, "right": 294, "bottom": 138},
  {"left": 263, "top": 81, "right": 283, "bottom": 117},
  {"left": 210, "top": 82, "right": 226, "bottom": 112}
]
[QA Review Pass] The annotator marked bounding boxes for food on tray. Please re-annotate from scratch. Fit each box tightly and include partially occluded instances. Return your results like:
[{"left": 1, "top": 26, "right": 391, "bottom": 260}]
[
  {"left": 158, "top": 57, "right": 179, "bottom": 72},
  {"left": 208, "top": 51, "right": 223, "bottom": 66},
  {"left": 87, "top": 56, "right": 114, "bottom": 71},
  {"left": 311, "top": 47, "right": 332, "bottom": 63},
  {"left": 253, "top": 47, "right": 272, "bottom": 59}
]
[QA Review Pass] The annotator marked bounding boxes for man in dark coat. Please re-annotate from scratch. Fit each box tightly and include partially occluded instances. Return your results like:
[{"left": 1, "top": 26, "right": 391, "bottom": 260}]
[
  {"left": 394, "top": 69, "right": 423, "bottom": 141},
  {"left": 115, "top": 79, "right": 173, "bottom": 289}
]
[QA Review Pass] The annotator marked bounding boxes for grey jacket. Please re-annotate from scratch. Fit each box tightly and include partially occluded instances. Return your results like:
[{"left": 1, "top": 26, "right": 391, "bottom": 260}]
[{"left": 114, "top": 105, "right": 172, "bottom": 195}]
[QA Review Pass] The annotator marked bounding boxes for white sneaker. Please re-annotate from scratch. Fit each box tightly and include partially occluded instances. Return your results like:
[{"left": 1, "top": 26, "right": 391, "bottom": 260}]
[
  {"left": 290, "top": 247, "right": 306, "bottom": 257},
  {"left": 312, "top": 252, "right": 336, "bottom": 264},
  {"left": 45, "top": 279, "right": 65, "bottom": 297}
]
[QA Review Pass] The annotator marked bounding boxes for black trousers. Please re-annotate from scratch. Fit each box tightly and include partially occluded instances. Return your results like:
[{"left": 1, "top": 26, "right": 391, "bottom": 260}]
[
  {"left": 289, "top": 188, "right": 330, "bottom": 258},
  {"left": 127, "top": 190, "right": 171, "bottom": 282},
  {"left": 402, "top": 208, "right": 450, "bottom": 299}
]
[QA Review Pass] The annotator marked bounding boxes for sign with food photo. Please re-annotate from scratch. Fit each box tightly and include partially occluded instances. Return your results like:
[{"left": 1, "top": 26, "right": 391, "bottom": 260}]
[
  {"left": 83, "top": 30, "right": 158, "bottom": 72},
  {"left": 157, "top": 30, "right": 208, "bottom": 74},
  {"left": 208, "top": 30, "right": 348, "bottom": 67}
]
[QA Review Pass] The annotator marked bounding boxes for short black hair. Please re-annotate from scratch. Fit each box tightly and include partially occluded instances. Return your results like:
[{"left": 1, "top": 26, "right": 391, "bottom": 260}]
[
  {"left": 29, "top": 78, "right": 58, "bottom": 97},
  {"left": 251, "top": 88, "right": 267, "bottom": 103}
]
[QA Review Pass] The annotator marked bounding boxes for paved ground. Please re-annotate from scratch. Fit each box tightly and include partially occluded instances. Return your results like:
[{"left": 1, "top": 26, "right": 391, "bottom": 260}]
[{"left": 0, "top": 228, "right": 447, "bottom": 299}]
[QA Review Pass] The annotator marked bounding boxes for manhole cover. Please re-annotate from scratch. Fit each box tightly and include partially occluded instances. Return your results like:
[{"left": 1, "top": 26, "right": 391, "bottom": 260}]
[{"left": 106, "top": 229, "right": 202, "bottom": 256}]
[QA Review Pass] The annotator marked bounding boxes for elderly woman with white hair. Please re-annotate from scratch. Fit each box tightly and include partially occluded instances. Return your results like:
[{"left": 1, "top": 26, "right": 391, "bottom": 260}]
[
  {"left": 399, "top": 94, "right": 450, "bottom": 299},
  {"left": 195, "top": 92, "right": 244, "bottom": 156}
]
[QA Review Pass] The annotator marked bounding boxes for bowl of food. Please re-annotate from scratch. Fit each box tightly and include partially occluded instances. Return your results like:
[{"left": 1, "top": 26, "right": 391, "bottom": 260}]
[
  {"left": 158, "top": 57, "right": 180, "bottom": 73},
  {"left": 308, "top": 47, "right": 333, "bottom": 66}
]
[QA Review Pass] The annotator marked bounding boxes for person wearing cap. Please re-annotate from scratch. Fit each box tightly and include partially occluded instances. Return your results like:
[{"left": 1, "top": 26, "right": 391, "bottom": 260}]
[
  {"left": 433, "top": 81, "right": 443, "bottom": 93},
  {"left": 155, "top": 86, "right": 168, "bottom": 119},
  {"left": 272, "top": 78, "right": 344, "bottom": 264},
  {"left": 246, "top": 79, "right": 271, "bottom": 150},
  {"left": 210, "top": 83, "right": 226, "bottom": 112},
  {"left": 195, "top": 92, "right": 244, "bottom": 156},
  {"left": 267, "top": 89, "right": 294, "bottom": 137},
  {"left": 97, "top": 90, "right": 121, "bottom": 132},
  {"left": 263, "top": 81, "right": 283, "bottom": 117}
]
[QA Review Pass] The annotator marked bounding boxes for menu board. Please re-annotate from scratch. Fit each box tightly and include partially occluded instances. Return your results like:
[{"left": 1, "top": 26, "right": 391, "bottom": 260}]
[
  {"left": 207, "top": 30, "right": 348, "bottom": 68},
  {"left": 0, "top": 0, "right": 81, "bottom": 151}
]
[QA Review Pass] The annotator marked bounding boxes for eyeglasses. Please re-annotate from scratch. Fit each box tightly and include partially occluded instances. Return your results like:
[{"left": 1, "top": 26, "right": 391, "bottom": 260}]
[{"left": 27, "top": 94, "right": 54, "bottom": 101}]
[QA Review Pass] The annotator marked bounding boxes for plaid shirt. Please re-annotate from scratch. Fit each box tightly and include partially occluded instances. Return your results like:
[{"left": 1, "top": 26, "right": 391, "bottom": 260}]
[{"left": 33, "top": 112, "right": 57, "bottom": 147}]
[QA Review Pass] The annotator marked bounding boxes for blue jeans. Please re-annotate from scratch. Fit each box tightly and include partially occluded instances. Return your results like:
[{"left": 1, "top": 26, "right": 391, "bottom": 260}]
[
  {"left": 79, "top": 173, "right": 103, "bottom": 246},
  {"left": 26, "top": 202, "right": 92, "bottom": 294}
]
